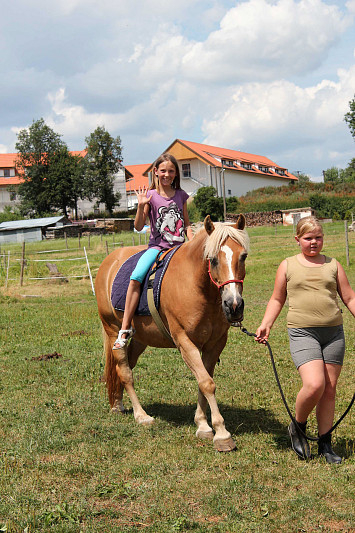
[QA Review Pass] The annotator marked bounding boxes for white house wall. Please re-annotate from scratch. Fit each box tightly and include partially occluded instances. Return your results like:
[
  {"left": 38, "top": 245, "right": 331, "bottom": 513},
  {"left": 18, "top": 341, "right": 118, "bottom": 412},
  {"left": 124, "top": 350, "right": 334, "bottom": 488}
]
[
  {"left": 178, "top": 159, "right": 289, "bottom": 198},
  {"left": 223, "top": 170, "right": 288, "bottom": 197}
]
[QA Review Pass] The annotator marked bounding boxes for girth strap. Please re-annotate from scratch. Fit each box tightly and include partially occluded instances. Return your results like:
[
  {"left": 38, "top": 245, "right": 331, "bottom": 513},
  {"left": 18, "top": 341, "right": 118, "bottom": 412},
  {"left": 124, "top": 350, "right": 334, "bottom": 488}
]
[{"left": 146, "top": 249, "right": 176, "bottom": 344}]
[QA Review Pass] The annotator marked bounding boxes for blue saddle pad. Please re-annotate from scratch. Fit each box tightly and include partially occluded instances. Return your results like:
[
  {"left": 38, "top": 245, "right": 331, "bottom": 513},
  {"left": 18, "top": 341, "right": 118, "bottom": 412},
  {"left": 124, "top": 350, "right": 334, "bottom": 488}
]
[{"left": 111, "top": 246, "right": 181, "bottom": 315}]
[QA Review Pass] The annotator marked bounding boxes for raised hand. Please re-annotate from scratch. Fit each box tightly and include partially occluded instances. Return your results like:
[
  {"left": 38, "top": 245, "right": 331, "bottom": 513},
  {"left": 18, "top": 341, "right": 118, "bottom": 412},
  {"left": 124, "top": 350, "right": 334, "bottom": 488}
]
[{"left": 135, "top": 186, "right": 152, "bottom": 206}]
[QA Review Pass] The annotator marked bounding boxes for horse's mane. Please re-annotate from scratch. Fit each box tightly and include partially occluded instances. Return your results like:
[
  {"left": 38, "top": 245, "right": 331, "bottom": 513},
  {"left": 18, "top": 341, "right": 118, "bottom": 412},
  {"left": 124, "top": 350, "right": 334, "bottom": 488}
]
[{"left": 194, "top": 222, "right": 250, "bottom": 259}]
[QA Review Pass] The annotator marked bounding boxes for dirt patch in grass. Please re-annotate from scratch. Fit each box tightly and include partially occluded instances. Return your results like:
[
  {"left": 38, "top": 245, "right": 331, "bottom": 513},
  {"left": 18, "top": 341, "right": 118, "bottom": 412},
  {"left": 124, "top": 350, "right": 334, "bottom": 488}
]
[{"left": 31, "top": 352, "right": 63, "bottom": 361}]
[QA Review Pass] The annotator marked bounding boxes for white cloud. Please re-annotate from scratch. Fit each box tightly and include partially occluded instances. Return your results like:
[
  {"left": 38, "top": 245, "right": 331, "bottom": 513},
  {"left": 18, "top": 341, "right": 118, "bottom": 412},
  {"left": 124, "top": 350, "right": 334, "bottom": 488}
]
[{"left": 181, "top": 0, "right": 350, "bottom": 82}]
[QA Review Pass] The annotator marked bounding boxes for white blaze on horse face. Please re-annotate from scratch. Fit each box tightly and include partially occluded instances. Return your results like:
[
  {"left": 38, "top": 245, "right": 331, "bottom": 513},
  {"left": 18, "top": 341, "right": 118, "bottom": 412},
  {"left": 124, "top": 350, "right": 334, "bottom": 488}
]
[{"left": 221, "top": 244, "right": 240, "bottom": 299}]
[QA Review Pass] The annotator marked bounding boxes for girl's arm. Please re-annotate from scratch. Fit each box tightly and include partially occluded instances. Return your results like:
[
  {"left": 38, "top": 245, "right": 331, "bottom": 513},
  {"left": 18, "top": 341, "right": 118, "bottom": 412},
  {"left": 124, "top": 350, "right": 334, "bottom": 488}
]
[
  {"left": 183, "top": 202, "right": 194, "bottom": 241},
  {"left": 255, "top": 260, "right": 288, "bottom": 343},
  {"left": 134, "top": 187, "right": 151, "bottom": 232},
  {"left": 337, "top": 262, "right": 355, "bottom": 318}
]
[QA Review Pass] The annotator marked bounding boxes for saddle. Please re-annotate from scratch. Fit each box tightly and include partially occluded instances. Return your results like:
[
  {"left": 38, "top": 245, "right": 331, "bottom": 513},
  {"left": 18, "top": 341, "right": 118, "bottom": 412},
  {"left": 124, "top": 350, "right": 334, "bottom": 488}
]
[{"left": 111, "top": 246, "right": 181, "bottom": 340}]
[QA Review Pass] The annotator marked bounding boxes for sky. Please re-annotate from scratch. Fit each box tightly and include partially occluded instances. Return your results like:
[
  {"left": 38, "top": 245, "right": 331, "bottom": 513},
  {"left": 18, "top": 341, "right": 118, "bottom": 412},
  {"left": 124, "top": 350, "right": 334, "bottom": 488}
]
[{"left": 1, "top": 0, "right": 355, "bottom": 181}]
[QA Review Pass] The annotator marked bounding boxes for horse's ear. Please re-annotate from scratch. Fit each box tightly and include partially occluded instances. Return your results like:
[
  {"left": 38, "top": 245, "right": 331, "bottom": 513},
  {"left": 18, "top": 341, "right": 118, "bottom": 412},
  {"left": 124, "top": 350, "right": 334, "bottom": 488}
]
[
  {"left": 204, "top": 215, "right": 215, "bottom": 235},
  {"left": 233, "top": 214, "right": 246, "bottom": 231}
]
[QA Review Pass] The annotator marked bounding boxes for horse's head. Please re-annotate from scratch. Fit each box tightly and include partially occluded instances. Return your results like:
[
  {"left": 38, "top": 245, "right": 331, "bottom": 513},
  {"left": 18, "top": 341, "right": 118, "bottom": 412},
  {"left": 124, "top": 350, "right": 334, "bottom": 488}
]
[{"left": 204, "top": 214, "right": 249, "bottom": 325}]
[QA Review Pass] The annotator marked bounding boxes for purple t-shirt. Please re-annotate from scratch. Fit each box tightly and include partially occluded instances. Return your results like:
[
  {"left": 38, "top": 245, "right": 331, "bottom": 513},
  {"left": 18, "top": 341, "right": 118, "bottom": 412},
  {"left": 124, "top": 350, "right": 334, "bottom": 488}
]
[{"left": 147, "top": 189, "right": 189, "bottom": 250}]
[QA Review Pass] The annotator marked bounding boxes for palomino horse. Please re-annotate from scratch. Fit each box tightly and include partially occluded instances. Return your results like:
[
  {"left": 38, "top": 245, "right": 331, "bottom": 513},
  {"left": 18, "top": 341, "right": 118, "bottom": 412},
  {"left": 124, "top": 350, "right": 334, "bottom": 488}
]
[{"left": 95, "top": 215, "right": 249, "bottom": 452}]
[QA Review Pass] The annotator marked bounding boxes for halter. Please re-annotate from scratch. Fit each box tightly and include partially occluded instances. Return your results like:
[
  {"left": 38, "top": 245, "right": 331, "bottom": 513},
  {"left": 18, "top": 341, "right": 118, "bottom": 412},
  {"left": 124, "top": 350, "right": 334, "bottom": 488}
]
[{"left": 208, "top": 259, "right": 244, "bottom": 290}]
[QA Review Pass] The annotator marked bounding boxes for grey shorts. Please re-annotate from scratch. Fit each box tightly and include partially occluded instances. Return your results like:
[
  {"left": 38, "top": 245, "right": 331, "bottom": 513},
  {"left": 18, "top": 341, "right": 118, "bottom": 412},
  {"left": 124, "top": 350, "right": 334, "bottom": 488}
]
[{"left": 287, "top": 325, "right": 345, "bottom": 369}]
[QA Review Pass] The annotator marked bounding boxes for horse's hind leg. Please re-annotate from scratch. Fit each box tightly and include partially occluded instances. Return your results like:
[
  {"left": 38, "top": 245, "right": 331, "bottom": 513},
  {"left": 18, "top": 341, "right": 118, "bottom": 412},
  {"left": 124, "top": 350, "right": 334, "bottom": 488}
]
[{"left": 111, "top": 338, "right": 154, "bottom": 426}]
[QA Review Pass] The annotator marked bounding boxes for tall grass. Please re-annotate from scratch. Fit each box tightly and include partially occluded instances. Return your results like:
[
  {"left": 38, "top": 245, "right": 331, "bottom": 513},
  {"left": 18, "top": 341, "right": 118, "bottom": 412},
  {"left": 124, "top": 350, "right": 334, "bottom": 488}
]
[{"left": 0, "top": 222, "right": 354, "bottom": 532}]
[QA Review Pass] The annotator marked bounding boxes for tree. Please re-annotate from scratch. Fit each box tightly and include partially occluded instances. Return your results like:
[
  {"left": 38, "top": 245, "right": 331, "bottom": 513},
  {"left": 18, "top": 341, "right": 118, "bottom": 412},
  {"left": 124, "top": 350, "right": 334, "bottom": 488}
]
[
  {"left": 193, "top": 186, "right": 224, "bottom": 221},
  {"left": 344, "top": 94, "right": 355, "bottom": 140},
  {"left": 342, "top": 158, "right": 355, "bottom": 184},
  {"left": 296, "top": 172, "right": 311, "bottom": 186},
  {"left": 47, "top": 147, "right": 86, "bottom": 218},
  {"left": 15, "top": 118, "right": 66, "bottom": 215},
  {"left": 323, "top": 167, "right": 342, "bottom": 184},
  {"left": 84, "top": 126, "right": 123, "bottom": 214}
]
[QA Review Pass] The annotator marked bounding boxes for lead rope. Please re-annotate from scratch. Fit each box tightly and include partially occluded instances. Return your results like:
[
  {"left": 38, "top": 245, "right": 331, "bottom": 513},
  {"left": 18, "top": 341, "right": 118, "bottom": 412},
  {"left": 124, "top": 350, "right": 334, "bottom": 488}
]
[{"left": 235, "top": 325, "right": 355, "bottom": 442}]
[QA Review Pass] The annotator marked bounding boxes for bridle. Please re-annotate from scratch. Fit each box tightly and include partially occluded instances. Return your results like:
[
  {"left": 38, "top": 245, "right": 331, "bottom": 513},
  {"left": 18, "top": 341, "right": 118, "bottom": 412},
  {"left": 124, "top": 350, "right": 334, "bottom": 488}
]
[{"left": 208, "top": 259, "right": 244, "bottom": 290}]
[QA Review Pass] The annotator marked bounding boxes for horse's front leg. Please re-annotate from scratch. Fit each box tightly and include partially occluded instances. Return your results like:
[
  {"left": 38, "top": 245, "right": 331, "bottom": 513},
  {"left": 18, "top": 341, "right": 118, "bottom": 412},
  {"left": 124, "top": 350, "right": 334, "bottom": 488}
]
[{"left": 176, "top": 333, "right": 235, "bottom": 452}]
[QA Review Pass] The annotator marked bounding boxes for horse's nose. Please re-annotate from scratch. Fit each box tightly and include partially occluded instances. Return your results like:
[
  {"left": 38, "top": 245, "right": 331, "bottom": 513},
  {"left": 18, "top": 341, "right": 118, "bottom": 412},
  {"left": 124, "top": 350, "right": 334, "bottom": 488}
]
[{"left": 222, "top": 291, "right": 244, "bottom": 322}]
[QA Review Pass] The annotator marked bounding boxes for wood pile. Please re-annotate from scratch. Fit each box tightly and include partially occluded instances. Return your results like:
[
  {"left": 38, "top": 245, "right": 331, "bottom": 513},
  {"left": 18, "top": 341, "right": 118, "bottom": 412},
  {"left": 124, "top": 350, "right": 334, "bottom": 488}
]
[
  {"left": 95, "top": 218, "right": 134, "bottom": 233},
  {"left": 226, "top": 210, "right": 282, "bottom": 227}
]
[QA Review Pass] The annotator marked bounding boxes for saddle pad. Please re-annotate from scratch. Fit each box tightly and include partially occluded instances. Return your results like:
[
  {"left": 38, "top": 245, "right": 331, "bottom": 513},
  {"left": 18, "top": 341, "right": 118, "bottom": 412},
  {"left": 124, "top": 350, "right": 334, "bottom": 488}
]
[{"left": 111, "top": 246, "right": 181, "bottom": 315}]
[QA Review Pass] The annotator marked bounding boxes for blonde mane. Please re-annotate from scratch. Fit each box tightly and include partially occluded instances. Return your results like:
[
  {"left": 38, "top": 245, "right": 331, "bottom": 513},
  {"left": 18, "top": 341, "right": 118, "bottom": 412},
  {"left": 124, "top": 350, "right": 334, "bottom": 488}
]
[{"left": 196, "top": 222, "right": 250, "bottom": 259}]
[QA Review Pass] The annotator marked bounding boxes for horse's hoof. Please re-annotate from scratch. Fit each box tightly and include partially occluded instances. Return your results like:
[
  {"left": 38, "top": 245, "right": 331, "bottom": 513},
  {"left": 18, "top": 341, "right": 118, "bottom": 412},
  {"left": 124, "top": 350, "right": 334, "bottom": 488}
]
[
  {"left": 111, "top": 402, "right": 127, "bottom": 415},
  {"left": 196, "top": 429, "right": 214, "bottom": 441},
  {"left": 213, "top": 437, "right": 237, "bottom": 452},
  {"left": 137, "top": 415, "right": 155, "bottom": 426}
]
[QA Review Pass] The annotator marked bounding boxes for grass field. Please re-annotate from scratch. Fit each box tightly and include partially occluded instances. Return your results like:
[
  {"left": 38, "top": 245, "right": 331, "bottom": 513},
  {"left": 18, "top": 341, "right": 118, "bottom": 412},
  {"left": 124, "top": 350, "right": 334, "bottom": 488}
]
[{"left": 0, "top": 222, "right": 354, "bottom": 532}]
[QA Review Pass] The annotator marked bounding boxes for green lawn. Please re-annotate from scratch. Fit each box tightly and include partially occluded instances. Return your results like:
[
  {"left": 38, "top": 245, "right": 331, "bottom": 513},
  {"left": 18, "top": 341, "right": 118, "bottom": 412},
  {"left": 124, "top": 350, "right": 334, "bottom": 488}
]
[{"left": 0, "top": 222, "right": 354, "bottom": 532}]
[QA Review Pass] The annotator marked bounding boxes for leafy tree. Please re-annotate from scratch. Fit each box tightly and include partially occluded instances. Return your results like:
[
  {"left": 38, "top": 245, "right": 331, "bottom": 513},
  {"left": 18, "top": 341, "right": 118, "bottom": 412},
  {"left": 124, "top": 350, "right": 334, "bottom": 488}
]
[
  {"left": 344, "top": 94, "right": 355, "bottom": 140},
  {"left": 193, "top": 186, "right": 224, "bottom": 221},
  {"left": 15, "top": 118, "right": 66, "bottom": 215},
  {"left": 323, "top": 167, "right": 343, "bottom": 184},
  {"left": 342, "top": 158, "right": 355, "bottom": 183},
  {"left": 296, "top": 172, "right": 311, "bottom": 186},
  {"left": 84, "top": 126, "right": 123, "bottom": 214},
  {"left": 46, "top": 147, "right": 86, "bottom": 218}
]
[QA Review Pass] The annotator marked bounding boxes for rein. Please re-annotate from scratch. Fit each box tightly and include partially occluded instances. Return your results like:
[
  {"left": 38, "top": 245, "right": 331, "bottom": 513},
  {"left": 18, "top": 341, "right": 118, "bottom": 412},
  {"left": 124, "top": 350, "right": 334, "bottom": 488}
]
[
  {"left": 208, "top": 259, "right": 244, "bottom": 290},
  {"left": 235, "top": 324, "right": 355, "bottom": 442}
]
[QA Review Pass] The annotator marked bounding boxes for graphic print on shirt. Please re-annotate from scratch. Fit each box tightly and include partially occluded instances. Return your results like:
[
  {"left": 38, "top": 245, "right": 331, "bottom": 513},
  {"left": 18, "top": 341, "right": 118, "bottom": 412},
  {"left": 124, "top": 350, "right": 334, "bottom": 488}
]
[{"left": 155, "top": 202, "right": 185, "bottom": 245}]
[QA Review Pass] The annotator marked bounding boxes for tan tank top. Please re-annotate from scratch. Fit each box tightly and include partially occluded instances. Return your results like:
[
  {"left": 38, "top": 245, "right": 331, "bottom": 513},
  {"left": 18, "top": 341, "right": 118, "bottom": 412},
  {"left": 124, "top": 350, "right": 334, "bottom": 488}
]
[{"left": 286, "top": 255, "right": 342, "bottom": 328}]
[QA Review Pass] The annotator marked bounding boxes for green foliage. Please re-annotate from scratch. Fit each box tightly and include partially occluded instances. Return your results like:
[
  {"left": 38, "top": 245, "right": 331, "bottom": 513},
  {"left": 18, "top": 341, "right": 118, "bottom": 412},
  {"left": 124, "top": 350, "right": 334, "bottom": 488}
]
[
  {"left": 46, "top": 146, "right": 86, "bottom": 217},
  {"left": 0, "top": 206, "right": 22, "bottom": 223},
  {"left": 15, "top": 118, "right": 65, "bottom": 215},
  {"left": 226, "top": 195, "right": 240, "bottom": 212},
  {"left": 344, "top": 93, "right": 355, "bottom": 140},
  {"left": 84, "top": 126, "right": 123, "bottom": 214},
  {"left": 323, "top": 167, "right": 341, "bottom": 184},
  {"left": 193, "top": 186, "right": 224, "bottom": 221},
  {"left": 236, "top": 180, "right": 355, "bottom": 220}
]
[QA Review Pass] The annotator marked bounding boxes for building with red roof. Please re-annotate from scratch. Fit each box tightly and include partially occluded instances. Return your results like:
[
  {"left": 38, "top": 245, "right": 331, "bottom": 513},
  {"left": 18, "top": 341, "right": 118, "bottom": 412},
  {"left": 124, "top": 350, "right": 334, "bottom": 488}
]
[
  {"left": 145, "top": 139, "right": 297, "bottom": 199},
  {"left": 1, "top": 139, "right": 297, "bottom": 214}
]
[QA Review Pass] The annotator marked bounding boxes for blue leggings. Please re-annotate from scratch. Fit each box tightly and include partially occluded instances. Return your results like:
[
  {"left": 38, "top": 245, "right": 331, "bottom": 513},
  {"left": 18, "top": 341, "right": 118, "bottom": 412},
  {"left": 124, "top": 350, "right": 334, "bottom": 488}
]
[{"left": 130, "top": 248, "right": 160, "bottom": 283}]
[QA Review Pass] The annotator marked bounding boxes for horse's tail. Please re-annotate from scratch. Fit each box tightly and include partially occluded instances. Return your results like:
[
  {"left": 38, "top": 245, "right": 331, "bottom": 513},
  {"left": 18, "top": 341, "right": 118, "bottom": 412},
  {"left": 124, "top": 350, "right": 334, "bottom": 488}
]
[{"left": 102, "top": 325, "right": 121, "bottom": 408}]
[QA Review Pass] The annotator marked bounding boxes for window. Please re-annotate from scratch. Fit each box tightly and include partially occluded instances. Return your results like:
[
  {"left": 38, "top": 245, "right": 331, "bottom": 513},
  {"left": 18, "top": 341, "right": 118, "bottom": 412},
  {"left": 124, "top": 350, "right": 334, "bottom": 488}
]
[
  {"left": 259, "top": 166, "right": 269, "bottom": 173},
  {"left": 4, "top": 169, "right": 10, "bottom": 177},
  {"left": 222, "top": 159, "right": 234, "bottom": 167},
  {"left": 228, "top": 189, "right": 232, "bottom": 195},
  {"left": 182, "top": 163, "right": 191, "bottom": 178},
  {"left": 240, "top": 162, "right": 252, "bottom": 170},
  {"left": 275, "top": 168, "right": 286, "bottom": 176},
  {"left": 10, "top": 191, "right": 17, "bottom": 201}
]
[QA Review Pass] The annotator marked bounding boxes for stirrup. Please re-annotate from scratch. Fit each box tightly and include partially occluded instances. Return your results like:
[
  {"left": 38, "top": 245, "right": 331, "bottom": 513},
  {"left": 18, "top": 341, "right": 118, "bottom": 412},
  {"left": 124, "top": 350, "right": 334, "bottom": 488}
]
[{"left": 112, "top": 329, "right": 135, "bottom": 350}]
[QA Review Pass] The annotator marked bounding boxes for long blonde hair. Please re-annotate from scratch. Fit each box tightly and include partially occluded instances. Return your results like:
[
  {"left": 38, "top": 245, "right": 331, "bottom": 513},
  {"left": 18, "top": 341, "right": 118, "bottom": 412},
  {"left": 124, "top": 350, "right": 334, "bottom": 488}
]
[{"left": 150, "top": 153, "right": 181, "bottom": 193}]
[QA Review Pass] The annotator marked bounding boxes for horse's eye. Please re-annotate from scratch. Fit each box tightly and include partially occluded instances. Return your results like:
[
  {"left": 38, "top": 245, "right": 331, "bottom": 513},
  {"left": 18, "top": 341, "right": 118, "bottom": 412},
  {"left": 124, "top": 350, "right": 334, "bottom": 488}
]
[
  {"left": 240, "top": 253, "right": 248, "bottom": 262},
  {"left": 210, "top": 257, "right": 218, "bottom": 267}
]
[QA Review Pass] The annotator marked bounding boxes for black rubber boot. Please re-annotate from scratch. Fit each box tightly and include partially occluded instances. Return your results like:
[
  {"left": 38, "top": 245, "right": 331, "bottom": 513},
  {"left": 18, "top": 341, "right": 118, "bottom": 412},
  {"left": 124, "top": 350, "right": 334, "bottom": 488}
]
[
  {"left": 288, "top": 420, "right": 311, "bottom": 460},
  {"left": 318, "top": 433, "right": 342, "bottom": 464}
]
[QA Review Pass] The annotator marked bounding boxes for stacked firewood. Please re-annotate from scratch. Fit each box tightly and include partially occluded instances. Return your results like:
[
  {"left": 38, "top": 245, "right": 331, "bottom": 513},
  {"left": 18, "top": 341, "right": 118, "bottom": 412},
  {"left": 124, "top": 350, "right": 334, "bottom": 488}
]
[{"left": 226, "top": 210, "right": 282, "bottom": 227}]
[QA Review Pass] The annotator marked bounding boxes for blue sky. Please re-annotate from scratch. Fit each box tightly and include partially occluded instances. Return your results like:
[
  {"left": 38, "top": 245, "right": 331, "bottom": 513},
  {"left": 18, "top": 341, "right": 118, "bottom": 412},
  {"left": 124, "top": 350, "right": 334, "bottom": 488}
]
[{"left": 1, "top": 0, "right": 354, "bottom": 181}]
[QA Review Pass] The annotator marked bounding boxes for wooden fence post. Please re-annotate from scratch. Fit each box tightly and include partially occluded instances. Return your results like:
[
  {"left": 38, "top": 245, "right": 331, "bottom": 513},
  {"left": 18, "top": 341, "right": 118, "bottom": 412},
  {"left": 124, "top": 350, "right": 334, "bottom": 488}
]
[
  {"left": 5, "top": 251, "right": 10, "bottom": 289},
  {"left": 105, "top": 241, "right": 109, "bottom": 256},
  {"left": 65, "top": 232, "right": 68, "bottom": 250},
  {"left": 345, "top": 220, "right": 350, "bottom": 266},
  {"left": 20, "top": 242, "right": 25, "bottom": 286}
]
